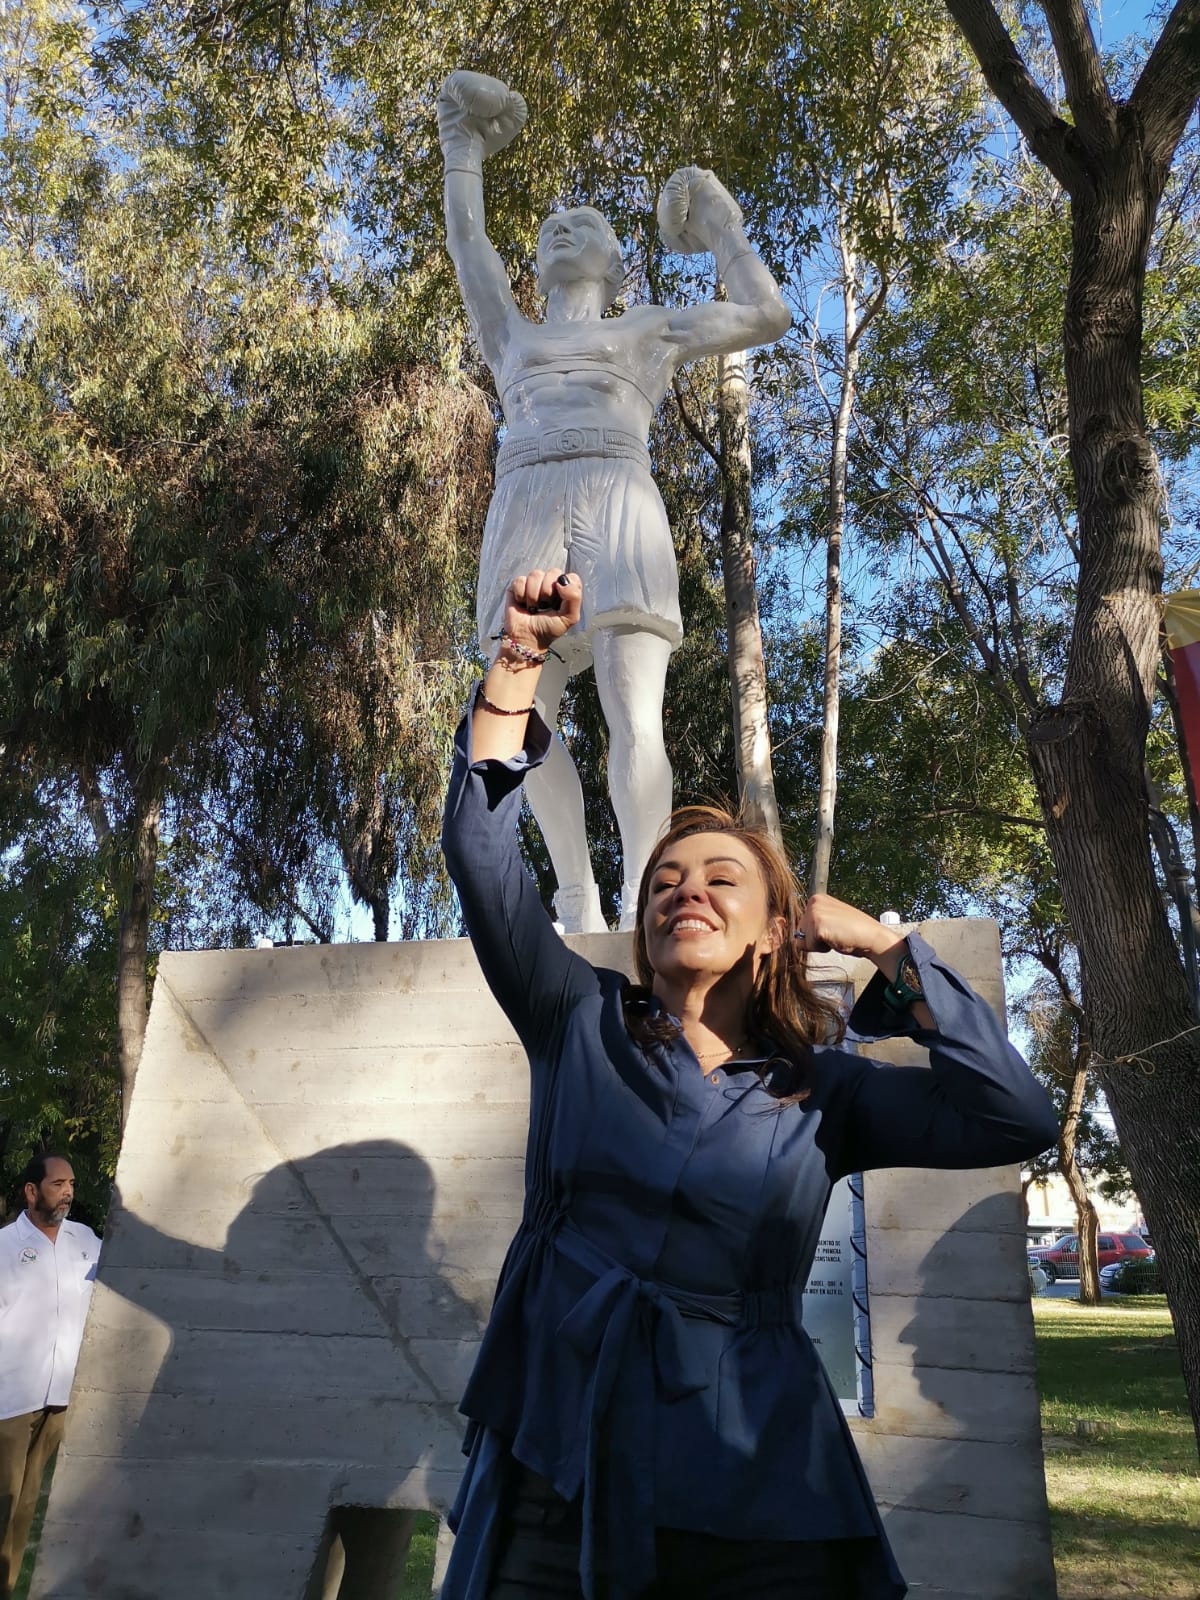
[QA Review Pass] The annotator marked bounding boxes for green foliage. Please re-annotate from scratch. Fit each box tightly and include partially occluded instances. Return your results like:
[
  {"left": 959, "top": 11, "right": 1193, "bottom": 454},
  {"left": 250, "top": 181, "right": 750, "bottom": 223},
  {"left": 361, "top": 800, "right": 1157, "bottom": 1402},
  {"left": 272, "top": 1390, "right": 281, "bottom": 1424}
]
[
  {"left": 0, "top": 0, "right": 496, "bottom": 1144},
  {"left": 0, "top": 780, "right": 120, "bottom": 1227},
  {"left": 0, "top": 0, "right": 494, "bottom": 879}
]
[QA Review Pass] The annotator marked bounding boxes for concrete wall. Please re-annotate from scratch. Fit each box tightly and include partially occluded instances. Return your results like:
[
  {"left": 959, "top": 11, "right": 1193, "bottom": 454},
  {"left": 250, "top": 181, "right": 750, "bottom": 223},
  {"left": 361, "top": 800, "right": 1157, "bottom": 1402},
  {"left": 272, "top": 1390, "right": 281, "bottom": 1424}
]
[{"left": 34, "top": 922, "right": 1056, "bottom": 1599}]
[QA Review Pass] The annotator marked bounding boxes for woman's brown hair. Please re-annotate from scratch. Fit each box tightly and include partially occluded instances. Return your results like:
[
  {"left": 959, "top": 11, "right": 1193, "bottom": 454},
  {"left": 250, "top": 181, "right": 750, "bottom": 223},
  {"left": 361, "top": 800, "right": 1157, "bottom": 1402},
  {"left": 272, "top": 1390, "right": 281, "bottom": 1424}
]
[{"left": 624, "top": 805, "right": 846, "bottom": 1100}]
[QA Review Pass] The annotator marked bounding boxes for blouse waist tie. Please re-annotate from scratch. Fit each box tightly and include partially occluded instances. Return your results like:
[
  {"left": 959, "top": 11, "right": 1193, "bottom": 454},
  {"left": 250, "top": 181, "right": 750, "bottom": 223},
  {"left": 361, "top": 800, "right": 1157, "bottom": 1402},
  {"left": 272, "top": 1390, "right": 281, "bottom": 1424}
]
[{"left": 544, "top": 1216, "right": 806, "bottom": 1599}]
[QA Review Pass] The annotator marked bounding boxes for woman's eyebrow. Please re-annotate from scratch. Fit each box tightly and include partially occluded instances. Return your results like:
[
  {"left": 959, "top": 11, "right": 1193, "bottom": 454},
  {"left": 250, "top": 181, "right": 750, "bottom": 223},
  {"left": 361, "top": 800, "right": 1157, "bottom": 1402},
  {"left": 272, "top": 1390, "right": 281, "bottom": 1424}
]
[{"left": 654, "top": 855, "right": 746, "bottom": 872}]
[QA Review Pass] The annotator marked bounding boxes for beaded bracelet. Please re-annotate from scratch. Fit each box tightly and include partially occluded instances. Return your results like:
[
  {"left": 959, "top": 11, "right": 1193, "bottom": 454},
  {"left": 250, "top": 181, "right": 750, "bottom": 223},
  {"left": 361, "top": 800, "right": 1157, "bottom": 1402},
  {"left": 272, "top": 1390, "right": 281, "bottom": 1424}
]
[
  {"left": 490, "top": 631, "right": 562, "bottom": 666},
  {"left": 476, "top": 685, "right": 535, "bottom": 717}
]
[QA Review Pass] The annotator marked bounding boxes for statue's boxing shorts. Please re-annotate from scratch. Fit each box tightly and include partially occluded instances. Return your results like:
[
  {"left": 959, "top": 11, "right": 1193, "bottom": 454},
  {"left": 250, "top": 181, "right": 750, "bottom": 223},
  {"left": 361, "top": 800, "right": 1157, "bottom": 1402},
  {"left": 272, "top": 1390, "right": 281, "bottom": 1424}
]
[{"left": 476, "top": 427, "right": 683, "bottom": 674}]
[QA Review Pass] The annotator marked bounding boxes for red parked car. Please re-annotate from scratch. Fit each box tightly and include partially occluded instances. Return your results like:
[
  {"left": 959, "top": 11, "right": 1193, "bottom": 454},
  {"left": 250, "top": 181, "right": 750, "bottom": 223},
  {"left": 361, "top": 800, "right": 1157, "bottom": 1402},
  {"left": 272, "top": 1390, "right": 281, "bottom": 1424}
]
[{"left": 1029, "top": 1232, "right": 1152, "bottom": 1283}]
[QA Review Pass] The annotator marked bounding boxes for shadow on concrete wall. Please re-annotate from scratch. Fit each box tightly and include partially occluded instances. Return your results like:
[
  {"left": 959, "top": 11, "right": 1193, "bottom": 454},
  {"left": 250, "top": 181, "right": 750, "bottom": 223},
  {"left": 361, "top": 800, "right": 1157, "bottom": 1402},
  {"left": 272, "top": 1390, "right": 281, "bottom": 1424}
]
[
  {"left": 47, "top": 1140, "right": 481, "bottom": 1600},
  {"left": 890, "top": 1192, "right": 1057, "bottom": 1600}
]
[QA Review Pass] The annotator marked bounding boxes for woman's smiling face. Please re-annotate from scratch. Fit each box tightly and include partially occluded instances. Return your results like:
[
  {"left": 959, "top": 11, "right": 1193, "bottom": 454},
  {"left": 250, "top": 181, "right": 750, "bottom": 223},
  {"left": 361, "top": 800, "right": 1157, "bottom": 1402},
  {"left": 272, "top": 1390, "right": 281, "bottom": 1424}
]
[{"left": 643, "top": 832, "right": 781, "bottom": 991}]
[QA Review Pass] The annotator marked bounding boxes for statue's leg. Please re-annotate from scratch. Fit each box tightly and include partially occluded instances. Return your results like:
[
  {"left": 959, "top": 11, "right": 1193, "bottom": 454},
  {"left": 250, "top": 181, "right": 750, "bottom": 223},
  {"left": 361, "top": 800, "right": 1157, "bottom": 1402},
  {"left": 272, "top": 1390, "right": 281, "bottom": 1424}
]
[
  {"left": 591, "top": 626, "right": 673, "bottom": 932},
  {"left": 525, "top": 653, "right": 607, "bottom": 934}
]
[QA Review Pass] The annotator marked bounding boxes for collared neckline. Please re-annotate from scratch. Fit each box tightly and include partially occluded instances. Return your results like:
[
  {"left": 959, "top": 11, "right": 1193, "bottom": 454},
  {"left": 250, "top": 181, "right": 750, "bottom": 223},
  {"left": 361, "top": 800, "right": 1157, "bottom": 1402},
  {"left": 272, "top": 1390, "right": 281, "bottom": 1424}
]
[
  {"left": 635, "top": 993, "right": 779, "bottom": 1075},
  {"left": 650, "top": 1002, "right": 775, "bottom": 1068},
  {"left": 16, "top": 1209, "right": 61, "bottom": 1248}
]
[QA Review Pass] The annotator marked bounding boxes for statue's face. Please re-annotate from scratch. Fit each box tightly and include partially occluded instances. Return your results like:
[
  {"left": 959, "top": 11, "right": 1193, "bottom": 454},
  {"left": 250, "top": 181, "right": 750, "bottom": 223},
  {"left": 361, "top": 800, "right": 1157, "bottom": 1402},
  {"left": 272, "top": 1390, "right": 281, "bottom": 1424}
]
[{"left": 536, "top": 207, "right": 620, "bottom": 294}]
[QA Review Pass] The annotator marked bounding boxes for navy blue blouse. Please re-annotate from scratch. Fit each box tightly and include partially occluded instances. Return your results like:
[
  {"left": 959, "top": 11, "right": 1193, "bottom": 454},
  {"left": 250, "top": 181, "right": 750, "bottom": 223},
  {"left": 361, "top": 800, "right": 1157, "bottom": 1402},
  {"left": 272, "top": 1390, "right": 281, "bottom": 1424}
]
[{"left": 441, "top": 707, "right": 1058, "bottom": 1600}]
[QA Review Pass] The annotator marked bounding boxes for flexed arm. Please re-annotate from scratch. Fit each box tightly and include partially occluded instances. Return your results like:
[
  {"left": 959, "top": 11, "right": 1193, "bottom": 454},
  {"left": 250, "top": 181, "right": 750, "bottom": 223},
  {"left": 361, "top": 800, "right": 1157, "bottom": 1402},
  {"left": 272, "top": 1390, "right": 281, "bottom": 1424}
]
[
  {"left": 657, "top": 167, "right": 791, "bottom": 361},
  {"left": 438, "top": 70, "right": 528, "bottom": 371},
  {"left": 442, "top": 571, "right": 599, "bottom": 1061},
  {"left": 802, "top": 893, "right": 1057, "bottom": 1175}
]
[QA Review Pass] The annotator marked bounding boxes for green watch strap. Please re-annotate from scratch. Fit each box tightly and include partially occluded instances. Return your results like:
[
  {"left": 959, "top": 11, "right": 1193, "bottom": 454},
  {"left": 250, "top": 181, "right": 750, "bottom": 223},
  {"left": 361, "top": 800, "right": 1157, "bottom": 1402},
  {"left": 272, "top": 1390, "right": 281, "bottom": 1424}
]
[{"left": 882, "top": 948, "right": 923, "bottom": 1011}]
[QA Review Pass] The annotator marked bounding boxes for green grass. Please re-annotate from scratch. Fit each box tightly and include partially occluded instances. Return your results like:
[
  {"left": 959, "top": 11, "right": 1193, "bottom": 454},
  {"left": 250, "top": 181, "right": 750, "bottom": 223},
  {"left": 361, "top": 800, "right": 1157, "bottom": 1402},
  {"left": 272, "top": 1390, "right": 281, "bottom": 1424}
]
[
  {"left": 1034, "top": 1296, "right": 1200, "bottom": 1599},
  {"left": 398, "top": 1512, "right": 439, "bottom": 1598}
]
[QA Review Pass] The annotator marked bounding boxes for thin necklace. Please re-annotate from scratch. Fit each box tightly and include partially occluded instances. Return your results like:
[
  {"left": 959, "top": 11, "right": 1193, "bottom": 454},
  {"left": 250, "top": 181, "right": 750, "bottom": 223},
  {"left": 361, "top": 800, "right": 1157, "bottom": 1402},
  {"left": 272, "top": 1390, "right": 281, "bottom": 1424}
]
[{"left": 693, "top": 1036, "right": 752, "bottom": 1061}]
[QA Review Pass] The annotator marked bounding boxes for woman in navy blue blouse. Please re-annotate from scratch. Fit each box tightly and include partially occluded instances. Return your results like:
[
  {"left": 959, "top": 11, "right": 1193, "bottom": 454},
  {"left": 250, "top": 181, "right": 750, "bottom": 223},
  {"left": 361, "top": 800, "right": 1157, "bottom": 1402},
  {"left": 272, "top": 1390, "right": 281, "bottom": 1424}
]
[{"left": 441, "top": 569, "right": 1058, "bottom": 1599}]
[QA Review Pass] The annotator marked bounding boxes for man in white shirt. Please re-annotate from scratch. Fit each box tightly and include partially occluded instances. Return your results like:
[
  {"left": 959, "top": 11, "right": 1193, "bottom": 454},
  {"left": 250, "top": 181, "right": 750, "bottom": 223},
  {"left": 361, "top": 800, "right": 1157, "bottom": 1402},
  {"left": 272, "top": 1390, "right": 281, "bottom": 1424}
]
[{"left": 0, "top": 1154, "right": 100, "bottom": 1599}]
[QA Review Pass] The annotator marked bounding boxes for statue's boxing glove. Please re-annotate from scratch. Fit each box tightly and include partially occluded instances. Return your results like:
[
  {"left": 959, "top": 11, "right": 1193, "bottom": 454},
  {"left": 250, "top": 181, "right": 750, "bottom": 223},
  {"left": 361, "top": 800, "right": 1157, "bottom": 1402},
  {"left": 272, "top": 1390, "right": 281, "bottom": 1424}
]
[
  {"left": 657, "top": 166, "right": 744, "bottom": 255},
  {"left": 438, "top": 70, "right": 528, "bottom": 171}
]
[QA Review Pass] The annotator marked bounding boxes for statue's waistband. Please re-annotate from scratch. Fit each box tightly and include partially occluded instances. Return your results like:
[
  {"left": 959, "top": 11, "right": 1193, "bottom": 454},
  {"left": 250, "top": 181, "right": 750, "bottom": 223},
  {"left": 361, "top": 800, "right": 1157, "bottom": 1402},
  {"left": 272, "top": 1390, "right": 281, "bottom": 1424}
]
[{"left": 495, "top": 426, "right": 650, "bottom": 479}]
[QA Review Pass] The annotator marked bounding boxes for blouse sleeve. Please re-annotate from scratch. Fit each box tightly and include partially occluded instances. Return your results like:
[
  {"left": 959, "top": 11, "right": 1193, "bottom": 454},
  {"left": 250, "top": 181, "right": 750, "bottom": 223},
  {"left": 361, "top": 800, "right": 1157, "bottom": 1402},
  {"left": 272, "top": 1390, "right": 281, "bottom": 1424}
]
[
  {"left": 441, "top": 696, "right": 601, "bottom": 1060},
  {"left": 832, "top": 933, "right": 1059, "bottom": 1177}
]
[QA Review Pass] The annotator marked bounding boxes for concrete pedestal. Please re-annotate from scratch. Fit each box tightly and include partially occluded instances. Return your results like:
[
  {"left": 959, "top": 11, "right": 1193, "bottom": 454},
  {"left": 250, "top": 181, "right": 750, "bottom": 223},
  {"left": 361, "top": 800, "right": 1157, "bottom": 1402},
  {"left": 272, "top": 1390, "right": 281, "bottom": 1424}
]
[{"left": 32, "top": 923, "right": 1056, "bottom": 1599}]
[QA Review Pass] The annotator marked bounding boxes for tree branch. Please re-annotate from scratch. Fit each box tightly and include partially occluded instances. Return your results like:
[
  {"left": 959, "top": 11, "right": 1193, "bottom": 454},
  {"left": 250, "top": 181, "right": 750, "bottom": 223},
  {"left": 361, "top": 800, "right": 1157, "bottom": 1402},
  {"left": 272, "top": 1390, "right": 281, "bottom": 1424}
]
[
  {"left": 913, "top": 508, "right": 1016, "bottom": 713},
  {"left": 943, "top": 0, "right": 1081, "bottom": 191},
  {"left": 1041, "top": 0, "right": 1116, "bottom": 150},
  {"left": 853, "top": 432, "right": 1022, "bottom": 716},
  {"left": 934, "top": 502, "right": 1014, "bottom": 695},
  {"left": 278, "top": 891, "right": 334, "bottom": 946},
  {"left": 672, "top": 375, "right": 721, "bottom": 467},
  {"left": 846, "top": 277, "right": 889, "bottom": 358},
  {"left": 910, "top": 803, "right": 1047, "bottom": 829},
  {"left": 76, "top": 762, "right": 113, "bottom": 854},
  {"left": 1033, "top": 934, "right": 1086, "bottom": 1027},
  {"left": 1128, "top": 0, "right": 1200, "bottom": 173},
  {"left": 801, "top": 293, "right": 836, "bottom": 422},
  {"left": 1003, "top": 550, "right": 1040, "bottom": 712},
  {"left": 195, "top": 798, "right": 335, "bottom": 944}
]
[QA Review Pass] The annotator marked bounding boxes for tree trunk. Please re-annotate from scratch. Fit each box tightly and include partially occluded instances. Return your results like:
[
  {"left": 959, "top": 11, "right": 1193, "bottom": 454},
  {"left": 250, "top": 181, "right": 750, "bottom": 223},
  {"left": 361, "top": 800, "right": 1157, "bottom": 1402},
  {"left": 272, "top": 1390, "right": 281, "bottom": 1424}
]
[
  {"left": 1023, "top": 142, "right": 1200, "bottom": 1448},
  {"left": 941, "top": 0, "right": 1200, "bottom": 1443},
  {"left": 372, "top": 896, "right": 390, "bottom": 942},
  {"left": 79, "top": 767, "right": 160, "bottom": 1128},
  {"left": 1059, "top": 1041, "right": 1101, "bottom": 1304},
  {"left": 811, "top": 216, "right": 861, "bottom": 895},
  {"left": 115, "top": 797, "right": 161, "bottom": 1127},
  {"left": 716, "top": 347, "right": 782, "bottom": 846}
]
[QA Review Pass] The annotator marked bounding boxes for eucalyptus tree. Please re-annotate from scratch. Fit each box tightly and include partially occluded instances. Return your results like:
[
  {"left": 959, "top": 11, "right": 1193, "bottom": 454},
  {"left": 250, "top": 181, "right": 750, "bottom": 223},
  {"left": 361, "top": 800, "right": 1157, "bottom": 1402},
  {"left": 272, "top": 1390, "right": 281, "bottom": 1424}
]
[
  {"left": 188, "top": 544, "right": 487, "bottom": 946},
  {"left": 1, "top": 3, "right": 493, "bottom": 1112},
  {"left": 848, "top": 0, "right": 1200, "bottom": 1430},
  {"left": 766, "top": 0, "right": 984, "bottom": 894}
]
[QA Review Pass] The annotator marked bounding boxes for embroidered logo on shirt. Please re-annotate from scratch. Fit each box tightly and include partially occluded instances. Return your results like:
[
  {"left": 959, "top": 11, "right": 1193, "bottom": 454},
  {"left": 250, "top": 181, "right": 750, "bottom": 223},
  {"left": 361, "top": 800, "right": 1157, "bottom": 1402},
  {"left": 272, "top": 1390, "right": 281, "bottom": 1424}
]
[{"left": 20, "top": 1247, "right": 38, "bottom": 1263}]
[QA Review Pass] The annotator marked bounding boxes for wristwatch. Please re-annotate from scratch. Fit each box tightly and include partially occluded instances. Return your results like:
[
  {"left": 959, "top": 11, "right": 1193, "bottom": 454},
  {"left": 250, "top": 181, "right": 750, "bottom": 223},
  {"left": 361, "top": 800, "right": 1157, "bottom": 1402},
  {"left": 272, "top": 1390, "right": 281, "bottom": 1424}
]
[{"left": 882, "top": 945, "right": 924, "bottom": 1011}]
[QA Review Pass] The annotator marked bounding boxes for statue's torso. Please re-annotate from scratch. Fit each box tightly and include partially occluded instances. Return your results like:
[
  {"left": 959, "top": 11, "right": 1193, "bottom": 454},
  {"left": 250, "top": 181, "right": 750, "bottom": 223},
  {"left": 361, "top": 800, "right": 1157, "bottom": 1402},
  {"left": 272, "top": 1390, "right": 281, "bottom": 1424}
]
[{"left": 498, "top": 309, "right": 672, "bottom": 439}]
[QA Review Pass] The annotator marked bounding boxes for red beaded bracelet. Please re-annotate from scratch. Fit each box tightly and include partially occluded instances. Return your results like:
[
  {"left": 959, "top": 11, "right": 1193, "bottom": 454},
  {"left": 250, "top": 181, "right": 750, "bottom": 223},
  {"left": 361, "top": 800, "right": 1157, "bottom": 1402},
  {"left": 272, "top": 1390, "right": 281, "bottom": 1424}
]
[{"left": 476, "top": 686, "right": 535, "bottom": 717}]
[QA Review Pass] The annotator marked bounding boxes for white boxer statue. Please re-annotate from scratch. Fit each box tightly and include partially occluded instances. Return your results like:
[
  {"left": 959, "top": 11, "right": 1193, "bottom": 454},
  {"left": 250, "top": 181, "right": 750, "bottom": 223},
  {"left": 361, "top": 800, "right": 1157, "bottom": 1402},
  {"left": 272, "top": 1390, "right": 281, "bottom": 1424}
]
[{"left": 438, "top": 70, "right": 791, "bottom": 931}]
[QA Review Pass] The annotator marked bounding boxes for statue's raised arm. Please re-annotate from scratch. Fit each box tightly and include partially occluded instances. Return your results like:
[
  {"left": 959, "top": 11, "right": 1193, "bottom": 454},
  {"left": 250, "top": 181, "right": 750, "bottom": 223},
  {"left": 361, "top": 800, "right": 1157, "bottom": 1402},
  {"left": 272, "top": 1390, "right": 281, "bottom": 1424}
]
[
  {"left": 656, "top": 165, "right": 791, "bottom": 361},
  {"left": 438, "top": 70, "right": 529, "bottom": 371}
]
